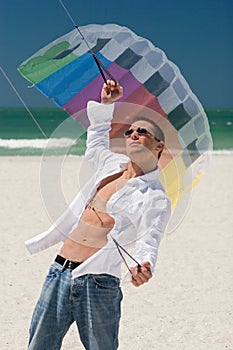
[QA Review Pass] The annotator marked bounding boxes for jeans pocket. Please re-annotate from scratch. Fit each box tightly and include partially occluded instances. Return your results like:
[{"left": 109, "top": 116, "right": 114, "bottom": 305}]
[
  {"left": 46, "top": 262, "right": 61, "bottom": 278},
  {"left": 91, "top": 274, "right": 120, "bottom": 290}
]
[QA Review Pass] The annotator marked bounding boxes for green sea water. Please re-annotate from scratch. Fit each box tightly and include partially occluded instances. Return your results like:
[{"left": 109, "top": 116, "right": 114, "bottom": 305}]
[
  {"left": 207, "top": 109, "right": 233, "bottom": 150},
  {"left": 0, "top": 107, "right": 232, "bottom": 156},
  {"left": 0, "top": 108, "right": 86, "bottom": 156}
]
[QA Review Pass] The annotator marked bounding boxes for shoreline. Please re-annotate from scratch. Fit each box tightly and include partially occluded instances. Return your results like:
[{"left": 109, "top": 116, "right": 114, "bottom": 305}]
[{"left": 0, "top": 149, "right": 232, "bottom": 158}]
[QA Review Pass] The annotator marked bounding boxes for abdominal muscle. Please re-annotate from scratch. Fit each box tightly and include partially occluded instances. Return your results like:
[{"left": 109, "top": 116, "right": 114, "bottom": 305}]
[
  {"left": 59, "top": 206, "right": 115, "bottom": 262},
  {"left": 59, "top": 171, "right": 127, "bottom": 262}
]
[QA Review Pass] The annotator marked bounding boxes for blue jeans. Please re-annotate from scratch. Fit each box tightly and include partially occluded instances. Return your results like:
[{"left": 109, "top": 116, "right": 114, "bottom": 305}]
[{"left": 28, "top": 262, "right": 123, "bottom": 350}]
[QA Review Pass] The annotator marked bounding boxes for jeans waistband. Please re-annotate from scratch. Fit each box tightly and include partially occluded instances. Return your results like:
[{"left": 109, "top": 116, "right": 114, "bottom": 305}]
[{"left": 55, "top": 255, "right": 82, "bottom": 270}]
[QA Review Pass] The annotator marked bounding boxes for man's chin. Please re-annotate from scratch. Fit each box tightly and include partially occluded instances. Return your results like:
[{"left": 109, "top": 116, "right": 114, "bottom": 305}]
[{"left": 127, "top": 144, "right": 143, "bottom": 152}]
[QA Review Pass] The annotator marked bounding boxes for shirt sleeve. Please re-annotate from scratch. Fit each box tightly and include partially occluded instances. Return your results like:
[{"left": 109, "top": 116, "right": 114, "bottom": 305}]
[
  {"left": 85, "top": 101, "right": 115, "bottom": 170},
  {"left": 132, "top": 192, "right": 171, "bottom": 273}
]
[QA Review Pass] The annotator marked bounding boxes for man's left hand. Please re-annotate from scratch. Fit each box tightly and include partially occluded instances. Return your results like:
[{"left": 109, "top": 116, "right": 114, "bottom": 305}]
[{"left": 130, "top": 262, "right": 152, "bottom": 287}]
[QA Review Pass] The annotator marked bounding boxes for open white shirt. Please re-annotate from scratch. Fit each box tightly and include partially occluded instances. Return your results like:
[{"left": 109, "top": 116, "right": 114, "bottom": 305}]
[{"left": 25, "top": 101, "right": 171, "bottom": 281}]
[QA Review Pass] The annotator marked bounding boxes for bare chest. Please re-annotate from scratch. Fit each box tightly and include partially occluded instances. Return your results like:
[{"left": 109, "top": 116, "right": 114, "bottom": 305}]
[{"left": 90, "top": 174, "right": 127, "bottom": 211}]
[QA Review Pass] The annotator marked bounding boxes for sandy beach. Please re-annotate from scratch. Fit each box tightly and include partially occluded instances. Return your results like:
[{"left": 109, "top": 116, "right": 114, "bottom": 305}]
[{"left": 0, "top": 154, "right": 232, "bottom": 350}]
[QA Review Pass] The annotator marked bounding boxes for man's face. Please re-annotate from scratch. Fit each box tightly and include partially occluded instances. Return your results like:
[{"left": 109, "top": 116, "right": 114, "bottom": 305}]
[{"left": 125, "top": 120, "right": 161, "bottom": 159}]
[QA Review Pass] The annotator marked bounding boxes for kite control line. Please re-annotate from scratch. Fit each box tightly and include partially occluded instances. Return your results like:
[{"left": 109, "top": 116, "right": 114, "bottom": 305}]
[
  {"left": 110, "top": 234, "right": 142, "bottom": 275},
  {"left": 58, "top": 0, "right": 117, "bottom": 85},
  {"left": 0, "top": 65, "right": 48, "bottom": 139}
]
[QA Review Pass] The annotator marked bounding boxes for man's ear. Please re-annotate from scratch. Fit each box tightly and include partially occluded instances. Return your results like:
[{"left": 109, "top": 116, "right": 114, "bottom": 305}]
[{"left": 156, "top": 141, "right": 164, "bottom": 152}]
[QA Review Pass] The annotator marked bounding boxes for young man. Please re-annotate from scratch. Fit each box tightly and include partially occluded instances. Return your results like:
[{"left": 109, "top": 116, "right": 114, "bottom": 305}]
[{"left": 26, "top": 81, "right": 171, "bottom": 350}]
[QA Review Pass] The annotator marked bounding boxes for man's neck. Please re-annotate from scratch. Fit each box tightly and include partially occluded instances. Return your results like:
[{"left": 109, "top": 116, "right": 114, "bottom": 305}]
[{"left": 124, "top": 160, "right": 158, "bottom": 179}]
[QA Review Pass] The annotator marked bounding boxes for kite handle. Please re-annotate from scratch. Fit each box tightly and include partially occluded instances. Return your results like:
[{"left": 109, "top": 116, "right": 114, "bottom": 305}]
[
  {"left": 110, "top": 235, "right": 141, "bottom": 275},
  {"left": 92, "top": 53, "right": 117, "bottom": 85}
]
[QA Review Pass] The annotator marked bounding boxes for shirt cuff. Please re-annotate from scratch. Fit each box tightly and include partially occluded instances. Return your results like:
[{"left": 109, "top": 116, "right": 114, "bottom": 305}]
[{"left": 87, "top": 101, "right": 115, "bottom": 125}]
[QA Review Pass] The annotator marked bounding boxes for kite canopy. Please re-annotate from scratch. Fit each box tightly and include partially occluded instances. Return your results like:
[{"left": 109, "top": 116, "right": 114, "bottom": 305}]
[{"left": 18, "top": 23, "right": 212, "bottom": 232}]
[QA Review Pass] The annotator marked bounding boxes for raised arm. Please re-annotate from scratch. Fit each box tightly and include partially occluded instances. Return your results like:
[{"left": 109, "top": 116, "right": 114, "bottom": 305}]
[{"left": 85, "top": 81, "right": 124, "bottom": 170}]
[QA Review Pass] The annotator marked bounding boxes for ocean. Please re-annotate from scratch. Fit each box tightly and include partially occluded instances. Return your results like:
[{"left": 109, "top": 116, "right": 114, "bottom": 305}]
[
  {"left": 0, "top": 108, "right": 232, "bottom": 156},
  {"left": 0, "top": 108, "right": 86, "bottom": 156}
]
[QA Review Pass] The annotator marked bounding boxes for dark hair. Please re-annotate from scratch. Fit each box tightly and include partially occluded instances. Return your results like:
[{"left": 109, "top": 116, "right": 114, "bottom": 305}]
[{"left": 132, "top": 116, "right": 165, "bottom": 142}]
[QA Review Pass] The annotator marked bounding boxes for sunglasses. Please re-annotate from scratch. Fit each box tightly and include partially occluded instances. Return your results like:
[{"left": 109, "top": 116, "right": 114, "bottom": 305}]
[{"left": 124, "top": 127, "right": 160, "bottom": 141}]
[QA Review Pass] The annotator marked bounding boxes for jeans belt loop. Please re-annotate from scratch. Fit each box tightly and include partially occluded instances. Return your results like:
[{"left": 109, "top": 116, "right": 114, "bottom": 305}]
[{"left": 61, "top": 259, "right": 68, "bottom": 272}]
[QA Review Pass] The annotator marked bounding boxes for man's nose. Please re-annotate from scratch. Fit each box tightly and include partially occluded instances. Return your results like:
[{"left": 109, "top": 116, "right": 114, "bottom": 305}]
[{"left": 131, "top": 130, "right": 139, "bottom": 139}]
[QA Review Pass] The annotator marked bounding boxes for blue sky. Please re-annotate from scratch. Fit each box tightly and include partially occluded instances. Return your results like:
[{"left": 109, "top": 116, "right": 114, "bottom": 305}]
[{"left": 0, "top": 0, "right": 232, "bottom": 108}]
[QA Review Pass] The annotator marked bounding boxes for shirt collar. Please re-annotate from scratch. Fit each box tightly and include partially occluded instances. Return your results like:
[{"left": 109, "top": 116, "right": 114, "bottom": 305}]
[{"left": 126, "top": 166, "right": 160, "bottom": 191}]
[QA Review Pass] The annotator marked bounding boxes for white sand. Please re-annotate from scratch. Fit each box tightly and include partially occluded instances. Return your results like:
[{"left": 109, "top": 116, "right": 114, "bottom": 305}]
[{"left": 0, "top": 155, "right": 232, "bottom": 350}]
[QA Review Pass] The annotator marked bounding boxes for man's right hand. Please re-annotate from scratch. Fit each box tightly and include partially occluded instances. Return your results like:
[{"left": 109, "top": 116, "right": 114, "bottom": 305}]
[
  {"left": 101, "top": 80, "right": 123, "bottom": 104},
  {"left": 130, "top": 262, "right": 153, "bottom": 287}
]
